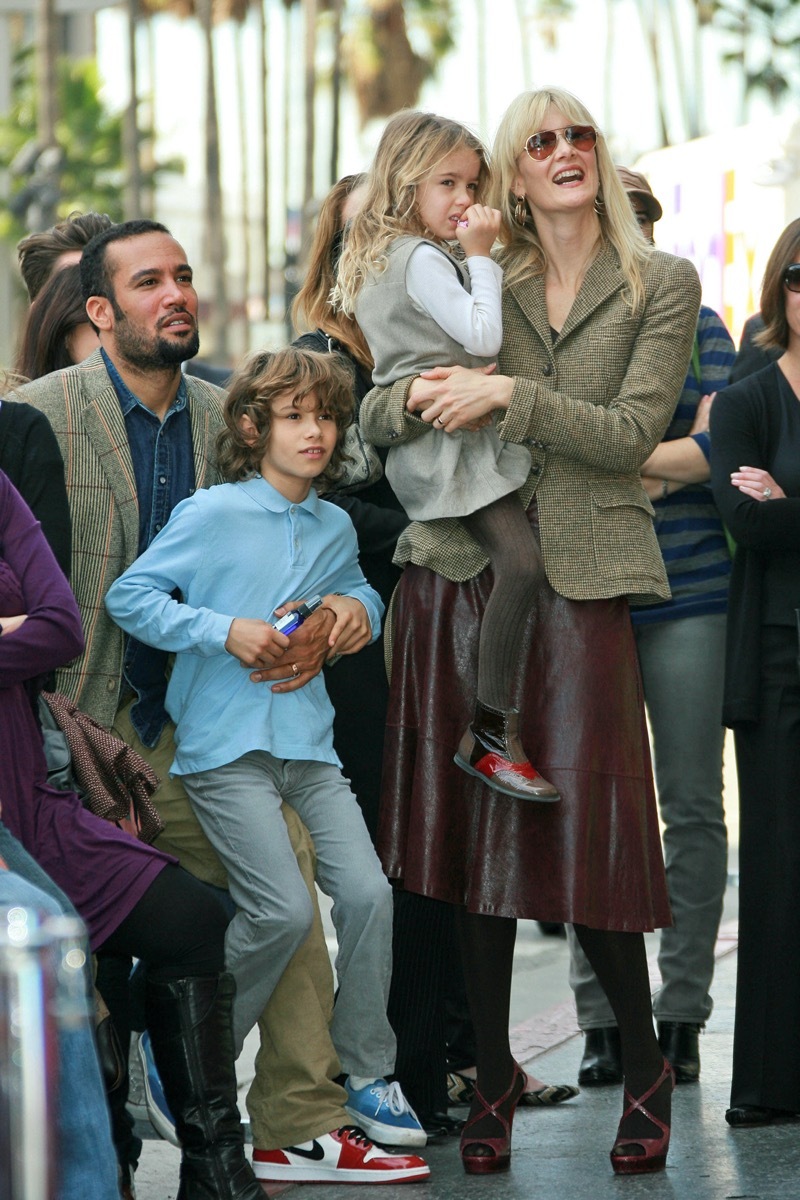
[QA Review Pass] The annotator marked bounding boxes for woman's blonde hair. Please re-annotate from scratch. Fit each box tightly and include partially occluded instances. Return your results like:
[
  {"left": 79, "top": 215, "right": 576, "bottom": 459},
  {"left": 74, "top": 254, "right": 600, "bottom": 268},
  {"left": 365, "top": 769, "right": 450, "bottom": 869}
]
[
  {"left": 291, "top": 173, "right": 374, "bottom": 370},
  {"left": 756, "top": 217, "right": 800, "bottom": 351},
  {"left": 491, "top": 87, "right": 651, "bottom": 308},
  {"left": 334, "top": 110, "right": 491, "bottom": 314},
  {"left": 217, "top": 347, "right": 355, "bottom": 486}
]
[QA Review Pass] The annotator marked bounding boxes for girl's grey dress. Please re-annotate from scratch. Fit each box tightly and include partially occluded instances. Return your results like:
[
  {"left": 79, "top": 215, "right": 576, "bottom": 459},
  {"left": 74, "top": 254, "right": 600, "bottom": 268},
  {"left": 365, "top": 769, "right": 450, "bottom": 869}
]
[{"left": 355, "top": 236, "right": 530, "bottom": 522}]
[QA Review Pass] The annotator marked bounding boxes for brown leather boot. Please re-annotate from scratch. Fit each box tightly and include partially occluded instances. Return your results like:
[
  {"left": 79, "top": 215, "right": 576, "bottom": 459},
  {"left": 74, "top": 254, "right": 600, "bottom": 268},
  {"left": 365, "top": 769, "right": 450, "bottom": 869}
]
[{"left": 454, "top": 701, "right": 560, "bottom": 802}]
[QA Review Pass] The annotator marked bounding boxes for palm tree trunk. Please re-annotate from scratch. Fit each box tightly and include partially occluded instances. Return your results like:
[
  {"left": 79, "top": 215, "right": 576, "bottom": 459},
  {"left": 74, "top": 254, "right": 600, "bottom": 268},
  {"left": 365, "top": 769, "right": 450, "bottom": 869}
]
[
  {"left": 664, "top": 0, "right": 697, "bottom": 140},
  {"left": 635, "top": 0, "right": 670, "bottom": 146},
  {"left": 329, "top": 0, "right": 343, "bottom": 185},
  {"left": 302, "top": 0, "right": 317, "bottom": 253},
  {"left": 197, "top": 0, "right": 229, "bottom": 360},
  {"left": 36, "top": 0, "right": 57, "bottom": 147},
  {"left": 514, "top": 0, "right": 532, "bottom": 89},
  {"left": 235, "top": 18, "right": 251, "bottom": 353},
  {"left": 257, "top": 0, "right": 270, "bottom": 313},
  {"left": 475, "top": 0, "right": 488, "bottom": 138},
  {"left": 603, "top": 0, "right": 614, "bottom": 131},
  {"left": 124, "top": 0, "right": 143, "bottom": 218}
]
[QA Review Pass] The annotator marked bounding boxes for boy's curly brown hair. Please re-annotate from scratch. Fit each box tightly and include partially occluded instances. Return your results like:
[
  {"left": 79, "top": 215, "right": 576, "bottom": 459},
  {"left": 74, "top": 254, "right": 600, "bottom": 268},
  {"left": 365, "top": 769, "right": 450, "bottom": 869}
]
[{"left": 217, "top": 347, "right": 356, "bottom": 485}]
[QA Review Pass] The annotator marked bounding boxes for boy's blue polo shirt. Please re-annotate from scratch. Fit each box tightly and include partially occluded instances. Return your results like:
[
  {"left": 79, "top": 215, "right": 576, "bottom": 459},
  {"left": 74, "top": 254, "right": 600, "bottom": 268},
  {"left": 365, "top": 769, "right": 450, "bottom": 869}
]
[{"left": 106, "top": 474, "right": 383, "bottom": 776}]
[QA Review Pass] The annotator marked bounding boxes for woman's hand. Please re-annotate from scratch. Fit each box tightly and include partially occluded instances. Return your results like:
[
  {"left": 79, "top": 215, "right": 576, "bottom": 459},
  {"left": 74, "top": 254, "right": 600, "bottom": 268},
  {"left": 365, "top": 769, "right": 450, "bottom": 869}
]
[
  {"left": 730, "top": 466, "right": 785, "bottom": 502},
  {"left": 690, "top": 392, "right": 715, "bottom": 435},
  {"left": 0, "top": 615, "right": 27, "bottom": 636},
  {"left": 406, "top": 364, "right": 511, "bottom": 432},
  {"left": 320, "top": 594, "right": 372, "bottom": 656}
]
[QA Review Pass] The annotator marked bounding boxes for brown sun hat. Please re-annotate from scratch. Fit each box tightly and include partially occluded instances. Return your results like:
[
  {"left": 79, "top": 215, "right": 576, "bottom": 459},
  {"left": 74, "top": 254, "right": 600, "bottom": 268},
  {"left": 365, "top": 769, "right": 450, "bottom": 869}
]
[{"left": 616, "top": 166, "right": 663, "bottom": 222}]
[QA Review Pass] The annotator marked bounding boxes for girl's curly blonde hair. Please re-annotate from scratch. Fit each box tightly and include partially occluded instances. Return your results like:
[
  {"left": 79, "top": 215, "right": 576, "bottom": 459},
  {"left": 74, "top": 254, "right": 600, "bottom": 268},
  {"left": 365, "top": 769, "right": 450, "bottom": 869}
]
[
  {"left": 333, "top": 110, "right": 491, "bottom": 315},
  {"left": 217, "top": 347, "right": 355, "bottom": 487}
]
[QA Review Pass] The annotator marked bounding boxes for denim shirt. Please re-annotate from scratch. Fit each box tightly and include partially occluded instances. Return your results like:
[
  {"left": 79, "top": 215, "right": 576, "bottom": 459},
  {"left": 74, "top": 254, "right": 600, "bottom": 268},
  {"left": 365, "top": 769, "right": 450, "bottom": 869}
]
[{"left": 102, "top": 349, "right": 195, "bottom": 746}]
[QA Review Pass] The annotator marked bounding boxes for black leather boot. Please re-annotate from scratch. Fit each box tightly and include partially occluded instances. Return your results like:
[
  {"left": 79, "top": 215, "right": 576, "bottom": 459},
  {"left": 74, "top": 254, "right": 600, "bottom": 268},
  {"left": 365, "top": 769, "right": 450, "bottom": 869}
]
[
  {"left": 657, "top": 1021, "right": 701, "bottom": 1083},
  {"left": 145, "top": 973, "right": 263, "bottom": 1200},
  {"left": 577, "top": 1026, "right": 623, "bottom": 1087},
  {"left": 454, "top": 701, "right": 560, "bottom": 801}
]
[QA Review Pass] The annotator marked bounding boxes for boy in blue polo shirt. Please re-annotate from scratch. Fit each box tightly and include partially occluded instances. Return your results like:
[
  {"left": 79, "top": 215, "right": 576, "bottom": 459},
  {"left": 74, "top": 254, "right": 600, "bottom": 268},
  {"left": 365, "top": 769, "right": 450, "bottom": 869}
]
[{"left": 106, "top": 347, "right": 428, "bottom": 1180}]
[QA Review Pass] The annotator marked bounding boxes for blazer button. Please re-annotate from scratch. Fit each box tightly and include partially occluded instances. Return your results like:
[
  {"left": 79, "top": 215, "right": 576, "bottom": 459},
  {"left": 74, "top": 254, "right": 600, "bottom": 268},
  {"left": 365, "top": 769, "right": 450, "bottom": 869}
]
[
  {"left": 542, "top": 363, "right": 553, "bottom": 376},
  {"left": 389, "top": 432, "right": 399, "bottom": 440},
  {"left": 530, "top": 464, "right": 541, "bottom": 475}
]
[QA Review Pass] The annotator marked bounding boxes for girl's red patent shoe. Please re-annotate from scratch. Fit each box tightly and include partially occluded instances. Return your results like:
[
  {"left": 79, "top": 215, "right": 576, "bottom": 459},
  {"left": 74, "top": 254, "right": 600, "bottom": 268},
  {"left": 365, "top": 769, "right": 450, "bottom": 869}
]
[
  {"left": 610, "top": 1057, "right": 674, "bottom": 1175},
  {"left": 460, "top": 1062, "right": 526, "bottom": 1175}
]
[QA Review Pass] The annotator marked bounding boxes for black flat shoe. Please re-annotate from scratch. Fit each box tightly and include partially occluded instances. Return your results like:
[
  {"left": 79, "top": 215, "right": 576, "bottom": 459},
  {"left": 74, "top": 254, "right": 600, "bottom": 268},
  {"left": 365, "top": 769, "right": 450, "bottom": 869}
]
[
  {"left": 420, "top": 1111, "right": 465, "bottom": 1140},
  {"left": 578, "top": 1026, "right": 622, "bottom": 1088},
  {"left": 725, "top": 1105, "right": 797, "bottom": 1127},
  {"left": 657, "top": 1021, "right": 701, "bottom": 1084}
]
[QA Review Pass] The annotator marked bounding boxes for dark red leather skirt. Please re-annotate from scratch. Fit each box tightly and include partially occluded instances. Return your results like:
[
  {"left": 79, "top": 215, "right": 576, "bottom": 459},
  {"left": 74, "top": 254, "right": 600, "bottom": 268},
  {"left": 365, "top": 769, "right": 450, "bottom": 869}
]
[{"left": 378, "top": 520, "right": 671, "bottom": 932}]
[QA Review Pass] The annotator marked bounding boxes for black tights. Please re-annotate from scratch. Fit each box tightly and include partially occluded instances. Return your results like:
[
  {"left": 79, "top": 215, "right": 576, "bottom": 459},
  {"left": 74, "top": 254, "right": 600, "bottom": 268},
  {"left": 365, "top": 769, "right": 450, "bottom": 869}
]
[
  {"left": 99, "top": 863, "right": 229, "bottom": 982},
  {"left": 460, "top": 493, "right": 544, "bottom": 711},
  {"left": 456, "top": 909, "right": 667, "bottom": 1146}
]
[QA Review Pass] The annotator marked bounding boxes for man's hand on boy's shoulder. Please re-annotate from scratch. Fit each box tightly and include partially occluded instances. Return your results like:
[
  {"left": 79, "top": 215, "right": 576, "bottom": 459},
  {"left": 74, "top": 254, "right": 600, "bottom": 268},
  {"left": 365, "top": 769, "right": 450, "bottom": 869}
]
[
  {"left": 249, "top": 607, "right": 336, "bottom": 693},
  {"left": 319, "top": 593, "right": 372, "bottom": 657}
]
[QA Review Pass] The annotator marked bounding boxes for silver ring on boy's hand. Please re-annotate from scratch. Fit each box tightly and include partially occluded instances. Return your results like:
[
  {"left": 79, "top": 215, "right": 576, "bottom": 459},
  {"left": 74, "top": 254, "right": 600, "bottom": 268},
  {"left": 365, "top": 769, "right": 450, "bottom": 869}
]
[
  {"left": 435, "top": 416, "right": 444, "bottom": 427},
  {"left": 291, "top": 662, "right": 300, "bottom": 677},
  {"left": 763, "top": 487, "right": 772, "bottom": 498}
]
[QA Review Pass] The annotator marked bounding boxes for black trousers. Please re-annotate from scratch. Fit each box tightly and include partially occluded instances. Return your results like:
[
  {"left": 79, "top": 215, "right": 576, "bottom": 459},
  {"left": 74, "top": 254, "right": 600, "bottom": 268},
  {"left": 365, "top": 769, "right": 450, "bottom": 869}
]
[{"left": 731, "top": 624, "right": 800, "bottom": 1111}]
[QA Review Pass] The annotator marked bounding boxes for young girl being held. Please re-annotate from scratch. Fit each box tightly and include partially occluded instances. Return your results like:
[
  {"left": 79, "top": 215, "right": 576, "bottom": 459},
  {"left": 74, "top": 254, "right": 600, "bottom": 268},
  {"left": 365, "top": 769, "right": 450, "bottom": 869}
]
[{"left": 335, "top": 110, "right": 558, "bottom": 803}]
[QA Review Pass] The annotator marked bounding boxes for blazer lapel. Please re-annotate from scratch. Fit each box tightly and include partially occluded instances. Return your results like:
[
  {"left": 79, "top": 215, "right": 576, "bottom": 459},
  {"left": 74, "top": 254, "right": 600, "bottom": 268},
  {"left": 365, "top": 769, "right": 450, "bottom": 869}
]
[
  {"left": 505, "top": 274, "right": 553, "bottom": 353},
  {"left": 558, "top": 243, "right": 626, "bottom": 341},
  {"left": 506, "top": 243, "right": 627, "bottom": 348},
  {"left": 187, "top": 385, "right": 216, "bottom": 491},
  {"left": 77, "top": 355, "right": 140, "bottom": 562}
]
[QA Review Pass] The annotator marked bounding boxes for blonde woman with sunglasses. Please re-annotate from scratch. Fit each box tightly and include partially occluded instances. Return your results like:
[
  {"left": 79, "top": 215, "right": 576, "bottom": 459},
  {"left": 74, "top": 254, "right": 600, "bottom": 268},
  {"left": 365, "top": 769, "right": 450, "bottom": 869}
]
[{"left": 360, "top": 87, "right": 701, "bottom": 1177}]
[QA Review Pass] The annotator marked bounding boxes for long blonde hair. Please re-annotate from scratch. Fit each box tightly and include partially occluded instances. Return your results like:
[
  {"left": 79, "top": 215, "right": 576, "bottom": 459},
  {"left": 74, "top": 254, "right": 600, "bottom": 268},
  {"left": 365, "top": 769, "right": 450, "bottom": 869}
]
[
  {"left": 334, "top": 110, "right": 491, "bottom": 314},
  {"left": 291, "top": 174, "right": 374, "bottom": 370},
  {"left": 491, "top": 87, "right": 651, "bottom": 309}
]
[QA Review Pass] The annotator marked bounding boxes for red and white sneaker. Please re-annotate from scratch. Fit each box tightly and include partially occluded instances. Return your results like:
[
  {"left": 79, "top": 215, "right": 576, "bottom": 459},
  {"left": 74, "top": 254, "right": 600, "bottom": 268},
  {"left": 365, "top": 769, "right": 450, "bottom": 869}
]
[{"left": 252, "top": 1126, "right": 430, "bottom": 1184}]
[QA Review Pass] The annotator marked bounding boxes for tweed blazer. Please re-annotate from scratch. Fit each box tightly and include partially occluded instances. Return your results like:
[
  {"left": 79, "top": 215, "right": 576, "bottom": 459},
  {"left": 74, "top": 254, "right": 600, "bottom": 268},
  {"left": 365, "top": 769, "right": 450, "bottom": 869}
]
[
  {"left": 11, "top": 349, "right": 225, "bottom": 729},
  {"left": 359, "top": 243, "right": 701, "bottom": 600}
]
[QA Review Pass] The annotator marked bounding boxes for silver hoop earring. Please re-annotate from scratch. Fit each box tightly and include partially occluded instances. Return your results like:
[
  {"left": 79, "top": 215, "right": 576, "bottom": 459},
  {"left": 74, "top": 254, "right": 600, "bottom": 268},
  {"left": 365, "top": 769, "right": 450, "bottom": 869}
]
[{"left": 514, "top": 195, "right": 528, "bottom": 226}]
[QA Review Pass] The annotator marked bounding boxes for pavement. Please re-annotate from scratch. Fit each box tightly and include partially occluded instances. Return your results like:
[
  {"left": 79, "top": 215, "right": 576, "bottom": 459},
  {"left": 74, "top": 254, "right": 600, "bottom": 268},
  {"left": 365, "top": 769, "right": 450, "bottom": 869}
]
[
  {"left": 130, "top": 739, "right": 800, "bottom": 1200},
  {"left": 128, "top": 912, "right": 800, "bottom": 1200}
]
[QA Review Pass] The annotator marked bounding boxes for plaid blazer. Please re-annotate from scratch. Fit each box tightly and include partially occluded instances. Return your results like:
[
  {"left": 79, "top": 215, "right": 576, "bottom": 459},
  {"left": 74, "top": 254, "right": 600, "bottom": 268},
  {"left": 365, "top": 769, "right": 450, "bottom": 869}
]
[
  {"left": 12, "top": 350, "right": 225, "bottom": 728},
  {"left": 360, "top": 244, "right": 701, "bottom": 600}
]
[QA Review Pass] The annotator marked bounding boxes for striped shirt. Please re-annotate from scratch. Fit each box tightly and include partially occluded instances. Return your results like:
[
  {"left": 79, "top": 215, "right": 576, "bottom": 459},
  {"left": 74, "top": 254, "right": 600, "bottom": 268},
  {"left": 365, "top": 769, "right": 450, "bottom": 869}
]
[{"left": 631, "top": 306, "right": 735, "bottom": 625}]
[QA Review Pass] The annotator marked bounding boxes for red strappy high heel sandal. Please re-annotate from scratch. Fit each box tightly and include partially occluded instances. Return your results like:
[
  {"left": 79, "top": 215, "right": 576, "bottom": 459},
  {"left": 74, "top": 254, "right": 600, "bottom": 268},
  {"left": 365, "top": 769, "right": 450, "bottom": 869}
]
[
  {"left": 610, "top": 1057, "right": 674, "bottom": 1175},
  {"left": 460, "top": 1062, "right": 526, "bottom": 1175}
]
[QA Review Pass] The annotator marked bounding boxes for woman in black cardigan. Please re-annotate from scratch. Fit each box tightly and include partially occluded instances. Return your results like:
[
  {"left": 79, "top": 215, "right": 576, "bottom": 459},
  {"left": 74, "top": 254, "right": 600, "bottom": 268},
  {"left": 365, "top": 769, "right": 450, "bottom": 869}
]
[{"left": 710, "top": 217, "right": 800, "bottom": 1126}]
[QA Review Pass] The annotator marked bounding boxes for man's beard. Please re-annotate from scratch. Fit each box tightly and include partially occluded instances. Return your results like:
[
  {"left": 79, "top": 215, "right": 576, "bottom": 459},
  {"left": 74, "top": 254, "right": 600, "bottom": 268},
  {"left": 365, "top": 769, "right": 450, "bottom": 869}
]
[{"left": 111, "top": 302, "right": 200, "bottom": 369}]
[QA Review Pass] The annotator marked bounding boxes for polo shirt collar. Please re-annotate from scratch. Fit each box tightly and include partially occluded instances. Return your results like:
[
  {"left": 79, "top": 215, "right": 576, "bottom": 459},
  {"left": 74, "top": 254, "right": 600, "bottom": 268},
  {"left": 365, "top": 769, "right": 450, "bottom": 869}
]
[{"left": 237, "top": 473, "right": 323, "bottom": 518}]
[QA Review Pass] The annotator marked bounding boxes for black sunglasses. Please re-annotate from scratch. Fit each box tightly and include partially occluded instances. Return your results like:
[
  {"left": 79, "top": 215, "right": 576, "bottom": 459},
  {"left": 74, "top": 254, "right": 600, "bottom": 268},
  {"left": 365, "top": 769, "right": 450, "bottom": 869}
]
[
  {"left": 523, "top": 125, "right": 597, "bottom": 161},
  {"left": 783, "top": 264, "right": 800, "bottom": 293}
]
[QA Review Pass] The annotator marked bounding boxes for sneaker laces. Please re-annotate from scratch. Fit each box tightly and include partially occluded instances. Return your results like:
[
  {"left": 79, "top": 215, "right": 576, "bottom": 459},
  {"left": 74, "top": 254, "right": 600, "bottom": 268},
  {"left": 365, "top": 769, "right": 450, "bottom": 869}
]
[
  {"left": 370, "top": 1079, "right": 417, "bottom": 1119},
  {"left": 337, "top": 1126, "right": 373, "bottom": 1148}
]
